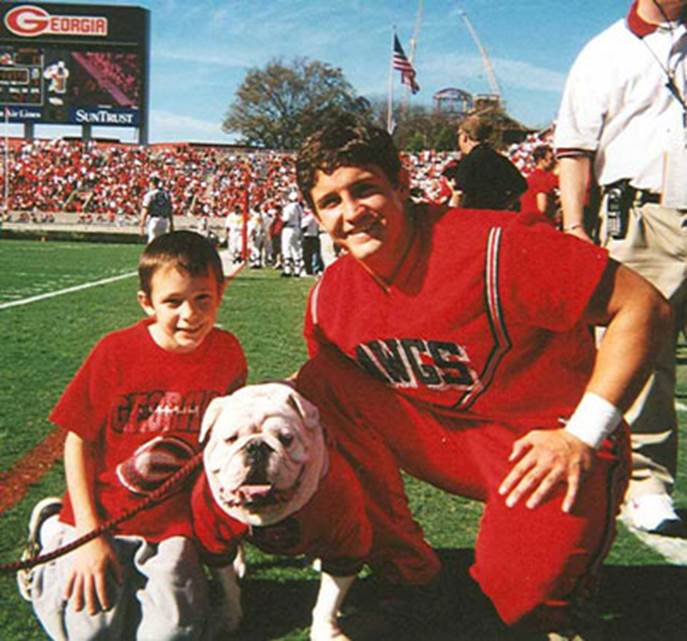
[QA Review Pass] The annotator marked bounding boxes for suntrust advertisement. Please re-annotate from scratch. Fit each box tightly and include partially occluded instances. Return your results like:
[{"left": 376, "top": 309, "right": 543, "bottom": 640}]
[{"left": 0, "top": 2, "right": 148, "bottom": 128}]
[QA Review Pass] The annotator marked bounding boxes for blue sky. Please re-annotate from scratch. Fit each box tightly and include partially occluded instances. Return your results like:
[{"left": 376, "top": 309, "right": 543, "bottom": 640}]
[{"left": 11, "top": 0, "right": 630, "bottom": 143}]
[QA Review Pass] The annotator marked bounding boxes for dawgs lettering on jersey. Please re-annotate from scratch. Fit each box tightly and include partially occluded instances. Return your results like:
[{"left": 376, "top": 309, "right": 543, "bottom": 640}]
[
  {"left": 355, "top": 338, "right": 480, "bottom": 391},
  {"left": 305, "top": 208, "right": 609, "bottom": 421}
]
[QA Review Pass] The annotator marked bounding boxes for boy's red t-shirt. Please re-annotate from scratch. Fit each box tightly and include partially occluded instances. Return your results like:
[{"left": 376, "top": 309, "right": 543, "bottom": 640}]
[{"left": 50, "top": 318, "right": 247, "bottom": 542}]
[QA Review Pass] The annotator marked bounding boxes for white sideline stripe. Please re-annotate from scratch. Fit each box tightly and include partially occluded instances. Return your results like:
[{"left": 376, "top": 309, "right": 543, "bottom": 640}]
[
  {"left": 0, "top": 272, "right": 137, "bottom": 310},
  {"left": 676, "top": 400, "right": 687, "bottom": 413}
]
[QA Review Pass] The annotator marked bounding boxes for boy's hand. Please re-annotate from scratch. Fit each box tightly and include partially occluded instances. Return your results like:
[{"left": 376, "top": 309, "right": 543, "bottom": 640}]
[
  {"left": 498, "top": 428, "right": 594, "bottom": 513},
  {"left": 64, "top": 535, "right": 123, "bottom": 614}
]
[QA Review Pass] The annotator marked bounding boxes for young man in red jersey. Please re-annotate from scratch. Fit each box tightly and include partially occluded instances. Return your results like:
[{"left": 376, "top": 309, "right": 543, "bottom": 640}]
[{"left": 293, "top": 118, "right": 671, "bottom": 639}]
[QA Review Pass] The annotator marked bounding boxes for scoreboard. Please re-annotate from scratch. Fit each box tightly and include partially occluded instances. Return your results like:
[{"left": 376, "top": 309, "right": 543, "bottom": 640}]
[
  {"left": 0, "top": 47, "right": 44, "bottom": 107},
  {"left": 0, "top": 3, "right": 149, "bottom": 129}
]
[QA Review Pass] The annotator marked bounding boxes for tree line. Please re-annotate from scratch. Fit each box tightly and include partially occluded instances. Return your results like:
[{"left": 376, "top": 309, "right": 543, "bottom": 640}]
[{"left": 222, "top": 57, "right": 458, "bottom": 152}]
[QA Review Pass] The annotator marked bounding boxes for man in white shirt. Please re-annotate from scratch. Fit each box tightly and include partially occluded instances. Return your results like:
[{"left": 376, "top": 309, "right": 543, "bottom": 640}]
[
  {"left": 281, "top": 191, "right": 304, "bottom": 277},
  {"left": 301, "top": 209, "right": 324, "bottom": 275},
  {"left": 555, "top": 0, "right": 687, "bottom": 536}
]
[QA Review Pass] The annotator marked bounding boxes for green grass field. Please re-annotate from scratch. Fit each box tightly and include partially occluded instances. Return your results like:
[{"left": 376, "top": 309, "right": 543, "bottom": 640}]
[{"left": 1, "top": 238, "right": 686, "bottom": 640}]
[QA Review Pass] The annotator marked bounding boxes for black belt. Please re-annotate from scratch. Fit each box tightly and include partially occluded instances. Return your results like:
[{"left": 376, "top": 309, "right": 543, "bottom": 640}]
[
  {"left": 602, "top": 183, "right": 660, "bottom": 206},
  {"left": 635, "top": 190, "right": 661, "bottom": 205}
]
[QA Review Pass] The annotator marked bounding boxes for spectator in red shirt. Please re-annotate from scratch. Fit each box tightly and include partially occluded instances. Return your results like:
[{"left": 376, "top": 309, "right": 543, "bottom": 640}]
[{"left": 521, "top": 145, "right": 560, "bottom": 226}]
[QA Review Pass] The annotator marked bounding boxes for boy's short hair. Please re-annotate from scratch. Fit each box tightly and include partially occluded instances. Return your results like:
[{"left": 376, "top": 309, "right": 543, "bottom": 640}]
[
  {"left": 138, "top": 230, "right": 224, "bottom": 297},
  {"left": 296, "top": 116, "right": 402, "bottom": 209}
]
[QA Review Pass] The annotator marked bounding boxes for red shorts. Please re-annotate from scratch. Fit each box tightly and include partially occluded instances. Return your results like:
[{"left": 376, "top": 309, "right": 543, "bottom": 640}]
[{"left": 296, "top": 347, "right": 629, "bottom": 625}]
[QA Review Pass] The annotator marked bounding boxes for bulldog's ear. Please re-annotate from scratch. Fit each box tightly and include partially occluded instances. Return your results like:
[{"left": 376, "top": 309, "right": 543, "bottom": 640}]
[
  {"left": 200, "top": 397, "right": 225, "bottom": 444},
  {"left": 287, "top": 392, "right": 320, "bottom": 431}
]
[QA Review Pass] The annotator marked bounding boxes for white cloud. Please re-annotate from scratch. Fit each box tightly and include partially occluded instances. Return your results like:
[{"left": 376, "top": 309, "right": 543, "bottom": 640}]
[
  {"left": 492, "top": 58, "right": 567, "bottom": 93},
  {"left": 154, "top": 48, "right": 251, "bottom": 69},
  {"left": 149, "top": 109, "right": 232, "bottom": 143},
  {"left": 420, "top": 53, "right": 566, "bottom": 94}
]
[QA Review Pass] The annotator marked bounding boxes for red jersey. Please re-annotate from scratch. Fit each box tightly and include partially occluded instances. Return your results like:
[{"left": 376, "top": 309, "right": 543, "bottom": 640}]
[
  {"left": 521, "top": 168, "right": 558, "bottom": 217},
  {"left": 50, "top": 318, "right": 247, "bottom": 542},
  {"left": 192, "top": 447, "right": 372, "bottom": 576},
  {"left": 304, "top": 208, "right": 609, "bottom": 428}
]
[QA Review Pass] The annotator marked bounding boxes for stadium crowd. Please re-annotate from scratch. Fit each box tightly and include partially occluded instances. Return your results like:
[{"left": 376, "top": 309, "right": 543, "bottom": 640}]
[
  {"left": 0, "top": 139, "right": 296, "bottom": 223},
  {"left": 0, "top": 128, "right": 554, "bottom": 221},
  {"left": 0, "top": 130, "right": 560, "bottom": 276}
]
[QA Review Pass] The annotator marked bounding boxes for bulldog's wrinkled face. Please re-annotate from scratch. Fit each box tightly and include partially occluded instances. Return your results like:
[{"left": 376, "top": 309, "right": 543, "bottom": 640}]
[{"left": 201, "top": 383, "right": 327, "bottom": 526}]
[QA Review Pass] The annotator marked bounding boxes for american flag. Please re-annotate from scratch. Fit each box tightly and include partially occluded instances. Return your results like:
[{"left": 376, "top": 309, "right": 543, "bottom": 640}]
[{"left": 393, "top": 35, "right": 419, "bottom": 94}]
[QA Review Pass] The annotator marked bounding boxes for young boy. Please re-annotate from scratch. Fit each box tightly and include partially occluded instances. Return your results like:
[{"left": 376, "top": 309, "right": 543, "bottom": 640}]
[
  {"left": 293, "top": 118, "right": 670, "bottom": 638},
  {"left": 17, "top": 230, "right": 247, "bottom": 641}
]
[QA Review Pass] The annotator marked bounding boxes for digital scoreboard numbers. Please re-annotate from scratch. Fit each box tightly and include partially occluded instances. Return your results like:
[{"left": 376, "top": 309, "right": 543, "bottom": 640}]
[{"left": 0, "top": 47, "right": 43, "bottom": 106}]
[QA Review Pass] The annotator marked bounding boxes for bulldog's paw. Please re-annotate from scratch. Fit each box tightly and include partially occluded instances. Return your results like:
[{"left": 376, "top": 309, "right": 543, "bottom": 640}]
[
  {"left": 233, "top": 543, "right": 247, "bottom": 580},
  {"left": 310, "top": 620, "right": 351, "bottom": 641},
  {"left": 210, "top": 564, "right": 243, "bottom": 634}
]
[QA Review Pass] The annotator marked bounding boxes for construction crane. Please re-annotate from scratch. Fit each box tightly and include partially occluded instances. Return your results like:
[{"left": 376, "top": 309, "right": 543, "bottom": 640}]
[
  {"left": 400, "top": 0, "right": 424, "bottom": 113},
  {"left": 408, "top": 0, "right": 424, "bottom": 65},
  {"left": 458, "top": 6, "right": 502, "bottom": 104}
]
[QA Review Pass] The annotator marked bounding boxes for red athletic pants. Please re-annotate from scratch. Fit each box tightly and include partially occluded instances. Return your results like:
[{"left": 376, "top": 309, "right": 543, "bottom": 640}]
[{"left": 296, "top": 347, "right": 629, "bottom": 625}]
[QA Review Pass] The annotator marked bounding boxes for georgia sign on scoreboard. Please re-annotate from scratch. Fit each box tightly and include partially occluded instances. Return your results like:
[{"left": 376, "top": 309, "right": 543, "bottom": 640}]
[{"left": 0, "top": 2, "right": 149, "bottom": 129}]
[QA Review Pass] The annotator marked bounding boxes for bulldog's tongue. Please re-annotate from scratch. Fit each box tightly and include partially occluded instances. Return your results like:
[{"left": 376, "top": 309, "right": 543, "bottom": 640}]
[{"left": 238, "top": 484, "right": 271, "bottom": 499}]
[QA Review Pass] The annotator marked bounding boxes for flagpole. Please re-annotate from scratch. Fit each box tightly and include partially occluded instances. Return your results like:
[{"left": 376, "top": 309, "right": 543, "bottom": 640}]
[
  {"left": 3, "top": 106, "right": 8, "bottom": 214},
  {"left": 386, "top": 27, "right": 395, "bottom": 134}
]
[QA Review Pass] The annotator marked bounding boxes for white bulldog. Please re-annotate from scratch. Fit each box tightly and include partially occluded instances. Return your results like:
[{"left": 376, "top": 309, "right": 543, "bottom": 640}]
[{"left": 195, "top": 383, "right": 367, "bottom": 641}]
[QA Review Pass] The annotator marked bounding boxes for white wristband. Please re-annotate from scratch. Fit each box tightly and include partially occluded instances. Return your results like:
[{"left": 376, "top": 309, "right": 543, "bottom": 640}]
[{"left": 564, "top": 392, "right": 622, "bottom": 449}]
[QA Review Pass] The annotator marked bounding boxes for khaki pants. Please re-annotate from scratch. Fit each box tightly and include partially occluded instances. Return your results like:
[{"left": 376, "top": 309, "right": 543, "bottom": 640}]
[{"left": 599, "top": 201, "right": 687, "bottom": 499}]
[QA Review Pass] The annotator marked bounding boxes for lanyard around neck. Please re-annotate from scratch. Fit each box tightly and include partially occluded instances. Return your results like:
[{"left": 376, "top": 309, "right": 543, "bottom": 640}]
[{"left": 640, "top": 23, "right": 687, "bottom": 114}]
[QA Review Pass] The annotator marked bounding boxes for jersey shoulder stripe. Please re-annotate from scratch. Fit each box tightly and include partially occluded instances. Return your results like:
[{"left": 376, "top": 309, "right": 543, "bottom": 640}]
[
  {"left": 455, "top": 225, "right": 511, "bottom": 410},
  {"left": 309, "top": 275, "right": 324, "bottom": 326}
]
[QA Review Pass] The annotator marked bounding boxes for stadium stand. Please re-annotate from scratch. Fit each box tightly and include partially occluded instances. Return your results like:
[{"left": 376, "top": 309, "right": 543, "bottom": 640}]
[{"left": 0, "top": 130, "right": 552, "bottom": 225}]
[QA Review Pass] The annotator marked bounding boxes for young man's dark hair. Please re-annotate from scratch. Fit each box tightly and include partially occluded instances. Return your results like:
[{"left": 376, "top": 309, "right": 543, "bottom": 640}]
[
  {"left": 532, "top": 144, "right": 552, "bottom": 164},
  {"left": 296, "top": 116, "right": 402, "bottom": 209}
]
